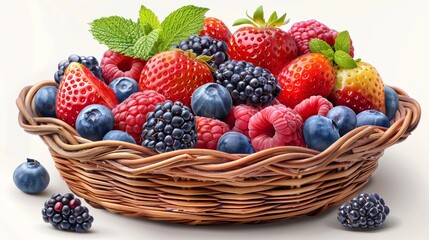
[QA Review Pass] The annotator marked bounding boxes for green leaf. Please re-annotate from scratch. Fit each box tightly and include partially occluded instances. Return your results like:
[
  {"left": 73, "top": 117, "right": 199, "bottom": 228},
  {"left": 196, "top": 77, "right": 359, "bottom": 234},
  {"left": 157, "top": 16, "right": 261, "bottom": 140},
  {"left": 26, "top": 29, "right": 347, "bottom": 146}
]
[
  {"left": 320, "top": 49, "right": 334, "bottom": 61},
  {"left": 334, "top": 50, "right": 357, "bottom": 69},
  {"left": 334, "top": 31, "right": 351, "bottom": 54},
  {"left": 134, "top": 29, "right": 160, "bottom": 60},
  {"left": 253, "top": 6, "right": 265, "bottom": 25},
  {"left": 233, "top": 18, "right": 257, "bottom": 27},
  {"left": 309, "top": 38, "right": 333, "bottom": 53},
  {"left": 270, "top": 13, "right": 288, "bottom": 27},
  {"left": 267, "top": 11, "right": 278, "bottom": 25},
  {"left": 157, "top": 5, "right": 209, "bottom": 52},
  {"left": 89, "top": 16, "right": 143, "bottom": 56},
  {"left": 139, "top": 5, "right": 161, "bottom": 35}
]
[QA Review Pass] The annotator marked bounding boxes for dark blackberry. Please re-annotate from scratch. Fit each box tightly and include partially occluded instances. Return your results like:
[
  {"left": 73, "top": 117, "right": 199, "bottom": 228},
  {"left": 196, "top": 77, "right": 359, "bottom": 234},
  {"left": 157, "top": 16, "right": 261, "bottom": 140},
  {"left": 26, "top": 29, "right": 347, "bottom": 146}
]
[
  {"left": 54, "top": 54, "right": 103, "bottom": 84},
  {"left": 337, "top": 193, "right": 390, "bottom": 229},
  {"left": 172, "top": 34, "right": 229, "bottom": 69},
  {"left": 141, "top": 100, "right": 197, "bottom": 153},
  {"left": 42, "top": 193, "right": 94, "bottom": 233},
  {"left": 214, "top": 60, "right": 281, "bottom": 107}
]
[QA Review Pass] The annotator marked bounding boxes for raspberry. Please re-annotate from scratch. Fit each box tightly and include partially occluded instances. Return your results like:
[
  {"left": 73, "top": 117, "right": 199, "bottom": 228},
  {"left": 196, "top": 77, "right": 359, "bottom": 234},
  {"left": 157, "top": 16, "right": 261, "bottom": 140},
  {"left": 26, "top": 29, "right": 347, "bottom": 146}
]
[
  {"left": 100, "top": 50, "right": 146, "bottom": 84},
  {"left": 225, "top": 104, "right": 259, "bottom": 137},
  {"left": 112, "top": 91, "right": 165, "bottom": 144},
  {"left": 293, "top": 95, "right": 333, "bottom": 122},
  {"left": 248, "top": 104, "right": 305, "bottom": 151},
  {"left": 288, "top": 19, "right": 355, "bottom": 57},
  {"left": 195, "top": 117, "right": 230, "bottom": 149}
]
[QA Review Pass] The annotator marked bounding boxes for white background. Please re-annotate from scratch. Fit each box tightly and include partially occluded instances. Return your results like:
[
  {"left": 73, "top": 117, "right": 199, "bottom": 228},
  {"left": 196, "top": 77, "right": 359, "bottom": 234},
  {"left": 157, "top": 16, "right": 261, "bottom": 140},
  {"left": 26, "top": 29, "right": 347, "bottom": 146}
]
[{"left": 1, "top": 0, "right": 428, "bottom": 239}]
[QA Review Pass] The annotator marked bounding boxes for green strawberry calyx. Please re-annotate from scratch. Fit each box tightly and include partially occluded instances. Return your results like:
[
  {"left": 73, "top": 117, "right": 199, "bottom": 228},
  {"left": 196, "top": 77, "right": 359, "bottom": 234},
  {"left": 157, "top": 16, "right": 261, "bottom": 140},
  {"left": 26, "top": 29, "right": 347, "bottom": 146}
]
[
  {"left": 309, "top": 31, "right": 357, "bottom": 69},
  {"left": 233, "top": 6, "right": 290, "bottom": 28}
]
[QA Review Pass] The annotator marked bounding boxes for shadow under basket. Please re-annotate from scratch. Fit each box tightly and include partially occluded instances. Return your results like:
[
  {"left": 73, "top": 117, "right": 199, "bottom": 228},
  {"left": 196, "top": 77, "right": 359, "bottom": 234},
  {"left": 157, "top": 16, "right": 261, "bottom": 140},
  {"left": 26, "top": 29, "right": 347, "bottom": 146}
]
[{"left": 17, "top": 80, "right": 421, "bottom": 225}]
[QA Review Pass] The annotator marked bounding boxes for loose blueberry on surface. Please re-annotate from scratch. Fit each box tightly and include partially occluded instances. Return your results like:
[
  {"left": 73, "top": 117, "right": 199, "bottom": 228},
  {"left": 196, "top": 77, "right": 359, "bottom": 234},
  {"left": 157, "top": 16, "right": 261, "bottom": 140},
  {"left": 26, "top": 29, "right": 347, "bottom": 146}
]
[
  {"left": 75, "top": 104, "right": 114, "bottom": 141},
  {"left": 191, "top": 83, "right": 232, "bottom": 119},
  {"left": 34, "top": 85, "right": 58, "bottom": 118},
  {"left": 326, "top": 106, "right": 357, "bottom": 136},
  {"left": 356, "top": 110, "right": 390, "bottom": 128},
  {"left": 216, "top": 132, "right": 254, "bottom": 154},
  {"left": 102, "top": 130, "right": 136, "bottom": 144},
  {"left": 384, "top": 86, "right": 399, "bottom": 120},
  {"left": 13, "top": 158, "right": 50, "bottom": 194},
  {"left": 108, "top": 77, "right": 139, "bottom": 102},
  {"left": 303, "top": 115, "right": 340, "bottom": 152}
]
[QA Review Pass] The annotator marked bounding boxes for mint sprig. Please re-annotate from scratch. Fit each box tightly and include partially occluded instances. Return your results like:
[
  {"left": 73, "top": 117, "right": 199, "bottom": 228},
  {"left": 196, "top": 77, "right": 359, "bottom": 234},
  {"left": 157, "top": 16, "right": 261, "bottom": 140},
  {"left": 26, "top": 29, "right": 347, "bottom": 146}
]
[
  {"left": 89, "top": 5, "right": 208, "bottom": 60},
  {"left": 309, "top": 31, "right": 357, "bottom": 69}
]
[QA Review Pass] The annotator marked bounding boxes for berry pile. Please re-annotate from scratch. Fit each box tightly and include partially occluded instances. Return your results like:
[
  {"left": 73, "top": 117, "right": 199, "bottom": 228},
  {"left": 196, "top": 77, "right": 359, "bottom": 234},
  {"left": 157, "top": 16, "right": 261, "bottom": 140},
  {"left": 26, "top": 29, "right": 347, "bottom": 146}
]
[
  {"left": 54, "top": 54, "right": 102, "bottom": 84},
  {"left": 42, "top": 193, "right": 94, "bottom": 232}
]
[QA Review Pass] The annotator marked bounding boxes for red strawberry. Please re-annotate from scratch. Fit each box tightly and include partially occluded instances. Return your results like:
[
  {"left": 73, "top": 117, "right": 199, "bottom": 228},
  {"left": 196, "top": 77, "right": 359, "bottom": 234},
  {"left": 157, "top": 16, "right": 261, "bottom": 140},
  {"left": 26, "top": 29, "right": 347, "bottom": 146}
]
[
  {"left": 100, "top": 50, "right": 147, "bottom": 84},
  {"left": 277, "top": 53, "right": 336, "bottom": 108},
  {"left": 200, "top": 17, "right": 232, "bottom": 43},
  {"left": 227, "top": 6, "right": 298, "bottom": 76},
  {"left": 138, "top": 50, "right": 214, "bottom": 107},
  {"left": 56, "top": 62, "right": 119, "bottom": 127},
  {"left": 195, "top": 117, "right": 230, "bottom": 149},
  {"left": 112, "top": 91, "right": 166, "bottom": 144}
]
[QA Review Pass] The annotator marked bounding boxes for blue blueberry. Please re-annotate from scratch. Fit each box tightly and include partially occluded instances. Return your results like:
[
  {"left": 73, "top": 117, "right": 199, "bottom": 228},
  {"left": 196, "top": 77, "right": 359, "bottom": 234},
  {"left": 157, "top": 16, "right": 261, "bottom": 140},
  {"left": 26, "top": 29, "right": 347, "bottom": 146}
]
[
  {"left": 326, "top": 106, "right": 357, "bottom": 136},
  {"left": 217, "top": 132, "right": 254, "bottom": 154},
  {"left": 13, "top": 158, "right": 50, "bottom": 194},
  {"left": 75, "top": 104, "right": 114, "bottom": 141},
  {"left": 356, "top": 110, "right": 390, "bottom": 128},
  {"left": 384, "top": 86, "right": 399, "bottom": 120},
  {"left": 108, "top": 77, "right": 139, "bottom": 102},
  {"left": 303, "top": 116, "right": 340, "bottom": 152},
  {"left": 191, "top": 83, "right": 232, "bottom": 120},
  {"left": 102, "top": 130, "right": 136, "bottom": 144},
  {"left": 34, "top": 86, "right": 57, "bottom": 117}
]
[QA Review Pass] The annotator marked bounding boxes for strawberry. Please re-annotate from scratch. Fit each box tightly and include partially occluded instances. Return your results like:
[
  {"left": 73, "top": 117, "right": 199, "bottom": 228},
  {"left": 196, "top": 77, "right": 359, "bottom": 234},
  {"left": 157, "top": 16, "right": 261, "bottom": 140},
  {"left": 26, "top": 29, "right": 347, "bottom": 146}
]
[
  {"left": 138, "top": 50, "right": 214, "bottom": 107},
  {"left": 330, "top": 61, "right": 385, "bottom": 114},
  {"left": 277, "top": 53, "right": 336, "bottom": 108},
  {"left": 56, "top": 62, "right": 119, "bottom": 127},
  {"left": 200, "top": 17, "right": 232, "bottom": 43},
  {"left": 227, "top": 6, "right": 298, "bottom": 76}
]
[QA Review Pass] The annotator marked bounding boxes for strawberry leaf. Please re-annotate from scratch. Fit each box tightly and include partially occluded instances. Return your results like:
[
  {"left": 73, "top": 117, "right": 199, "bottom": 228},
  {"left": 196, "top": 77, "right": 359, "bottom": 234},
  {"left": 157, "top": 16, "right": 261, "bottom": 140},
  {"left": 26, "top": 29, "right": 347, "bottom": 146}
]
[
  {"left": 334, "top": 50, "right": 357, "bottom": 69},
  {"left": 267, "top": 11, "right": 278, "bottom": 25},
  {"left": 233, "top": 18, "right": 257, "bottom": 27},
  {"left": 134, "top": 29, "right": 160, "bottom": 60},
  {"left": 253, "top": 6, "right": 265, "bottom": 25},
  {"left": 309, "top": 38, "right": 333, "bottom": 53},
  {"left": 139, "top": 5, "right": 161, "bottom": 35},
  {"left": 334, "top": 31, "right": 351, "bottom": 54}
]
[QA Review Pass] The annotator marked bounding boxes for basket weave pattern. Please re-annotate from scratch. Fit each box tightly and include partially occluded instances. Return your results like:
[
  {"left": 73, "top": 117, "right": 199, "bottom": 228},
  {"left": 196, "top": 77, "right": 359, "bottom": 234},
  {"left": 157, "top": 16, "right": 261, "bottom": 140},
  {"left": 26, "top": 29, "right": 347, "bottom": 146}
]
[{"left": 17, "top": 81, "right": 421, "bottom": 225}]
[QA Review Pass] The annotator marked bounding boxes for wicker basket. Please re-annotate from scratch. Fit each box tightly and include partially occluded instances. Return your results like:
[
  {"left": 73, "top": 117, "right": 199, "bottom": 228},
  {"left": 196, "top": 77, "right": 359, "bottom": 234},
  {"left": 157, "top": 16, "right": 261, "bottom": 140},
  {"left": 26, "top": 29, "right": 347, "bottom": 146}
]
[{"left": 17, "top": 80, "right": 421, "bottom": 225}]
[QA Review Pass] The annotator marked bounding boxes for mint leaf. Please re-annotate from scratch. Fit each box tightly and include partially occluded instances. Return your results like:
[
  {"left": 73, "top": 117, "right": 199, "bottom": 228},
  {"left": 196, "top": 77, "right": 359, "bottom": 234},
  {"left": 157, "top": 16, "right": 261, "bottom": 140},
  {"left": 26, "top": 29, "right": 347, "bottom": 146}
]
[
  {"left": 334, "top": 31, "right": 351, "bottom": 54},
  {"left": 309, "top": 38, "right": 333, "bottom": 53},
  {"left": 134, "top": 29, "right": 160, "bottom": 60},
  {"left": 334, "top": 50, "right": 357, "bottom": 69},
  {"left": 320, "top": 49, "right": 334, "bottom": 61},
  {"left": 139, "top": 5, "right": 161, "bottom": 35},
  {"left": 157, "top": 5, "right": 208, "bottom": 52},
  {"left": 90, "top": 16, "right": 143, "bottom": 56}
]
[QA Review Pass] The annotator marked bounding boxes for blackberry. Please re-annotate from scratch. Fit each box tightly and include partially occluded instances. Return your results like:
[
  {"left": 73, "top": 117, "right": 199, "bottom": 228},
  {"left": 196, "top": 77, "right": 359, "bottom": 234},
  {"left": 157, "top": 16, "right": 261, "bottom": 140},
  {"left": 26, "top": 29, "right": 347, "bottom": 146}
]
[
  {"left": 337, "top": 193, "right": 390, "bottom": 229},
  {"left": 141, "top": 100, "right": 197, "bottom": 153},
  {"left": 214, "top": 60, "right": 281, "bottom": 107},
  {"left": 54, "top": 54, "right": 103, "bottom": 84},
  {"left": 42, "top": 193, "right": 94, "bottom": 233},
  {"left": 172, "top": 34, "right": 229, "bottom": 69}
]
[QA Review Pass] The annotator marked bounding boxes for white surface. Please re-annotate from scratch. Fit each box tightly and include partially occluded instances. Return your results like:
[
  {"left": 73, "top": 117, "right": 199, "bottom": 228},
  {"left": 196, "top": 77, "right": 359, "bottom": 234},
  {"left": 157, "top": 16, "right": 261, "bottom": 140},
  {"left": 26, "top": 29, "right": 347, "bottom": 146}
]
[{"left": 1, "top": 0, "right": 428, "bottom": 239}]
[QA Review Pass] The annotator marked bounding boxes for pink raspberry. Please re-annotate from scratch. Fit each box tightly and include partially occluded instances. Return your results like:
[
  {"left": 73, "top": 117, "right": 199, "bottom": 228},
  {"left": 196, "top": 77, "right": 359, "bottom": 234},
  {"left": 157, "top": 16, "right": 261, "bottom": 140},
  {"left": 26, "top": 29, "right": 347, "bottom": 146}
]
[
  {"left": 249, "top": 104, "right": 305, "bottom": 151},
  {"left": 293, "top": 95, "right": 333, "bottom": 122},
  {"left": 288, "top": 19, "right": 354, "bottom": 57},
  {"left": 100, "top": 50, "right": 147, "bottom": 84},
  {"left": 224, "top": 104, "right": 259, "bottom": 137},
  {"left": 196, "top": 117, "right": 230, "bottom": 149},
  {"left": 112, "top": 91, "right": 165, "bottom": 144}
]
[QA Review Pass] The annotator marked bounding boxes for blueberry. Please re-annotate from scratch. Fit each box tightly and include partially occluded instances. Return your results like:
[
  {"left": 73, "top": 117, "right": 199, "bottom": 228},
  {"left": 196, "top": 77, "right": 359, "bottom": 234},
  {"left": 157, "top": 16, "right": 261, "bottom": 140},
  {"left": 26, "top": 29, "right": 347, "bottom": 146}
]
[
  {"left": 356, "top": 110, "right": 390, "bottom": 128},
  {"left": 326, "top": 106, "right": 357, "bottom": 136},
  {"left": 102, "top": 130, "right": 136, "bottom": 144},
  {"left": 75, "top": 104, "right": 114, "bottom": 141},
  {"left": 217, "top": 132, "right": 254, "bottom": 154},
  {"left": 13, "top": 158, "right": 50, "bottom": 194},
  {"left": 191, "top": 83, "right": 232, "bottom": 119},
  {"left": 303, "top": 116, "right": 340, "bottom": 152},
  {"left": 34, "top": 86, "right": 57, "bottom": 118},
  {"left": 108, "top": 77, "right": 138, "bottom": 102},
  {"left": 384, "top": 86, "right": 399, "bottom": 120}
]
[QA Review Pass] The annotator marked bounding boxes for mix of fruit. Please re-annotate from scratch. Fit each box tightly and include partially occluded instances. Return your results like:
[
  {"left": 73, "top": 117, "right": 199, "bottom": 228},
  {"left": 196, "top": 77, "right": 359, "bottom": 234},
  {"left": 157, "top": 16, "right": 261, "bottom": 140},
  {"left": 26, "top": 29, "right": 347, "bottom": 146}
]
[{"left": 22, "top": 4, "right": 402, "bottom": 231}]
